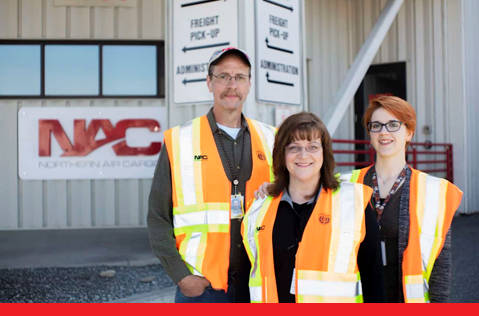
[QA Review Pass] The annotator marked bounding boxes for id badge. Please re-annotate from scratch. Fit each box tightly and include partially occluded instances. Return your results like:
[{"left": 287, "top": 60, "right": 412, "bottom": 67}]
[
  {"left": 231, "top": 194, "right": 244, "bottom": 219},
  {"left": 381, "top": 240, "right": 387, "bottom": 266}
]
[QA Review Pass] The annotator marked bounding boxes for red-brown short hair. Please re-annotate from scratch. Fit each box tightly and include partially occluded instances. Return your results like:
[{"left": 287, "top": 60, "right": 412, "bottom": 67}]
[
  {"left": 269, "top": 112, "right": 338, "bottom": 198},
  {"left": 363, "top": 96, "right": 417, "bottom": 139}
]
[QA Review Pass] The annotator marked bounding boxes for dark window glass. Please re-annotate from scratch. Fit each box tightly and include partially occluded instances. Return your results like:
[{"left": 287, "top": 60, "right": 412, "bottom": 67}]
[
  {"left": 103, "top": 45, "right": 157, "bottom": 96},
  {"left": 45, "top": 45, "right": 99, "bottom": 96},
  {"left": 0, "top": 45, "right": 41, "bottom": 96}
]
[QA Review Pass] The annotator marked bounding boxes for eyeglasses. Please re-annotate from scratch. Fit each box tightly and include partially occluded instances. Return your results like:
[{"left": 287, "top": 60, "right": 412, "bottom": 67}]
[
  {"left": 211, "top": 74, "right": 250, "bottom": 85},
  {"left": 367, "top": 120, "right": 404, "bottom": 133},
  {"left": 285, "top": 144, "right": 322, "bottom": 154}
]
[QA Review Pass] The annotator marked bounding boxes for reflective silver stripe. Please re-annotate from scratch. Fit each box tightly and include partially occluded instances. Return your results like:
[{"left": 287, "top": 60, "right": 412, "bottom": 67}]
[
  {"left": 255, "top": 121, "right": 275, "bottom": 154},
  {"left": 247, "top": 197, "right": 268, "bottom": 278},
  {"left": 173, "top": 210, "right": 230, "bottom": 228},
  {"left": 297, "top": 279, "right": 361, "bottom": 297},
  {"left": 184, "top": 232, "right": 204, "bottom": 276},
  {"left": 406, "top": 283, "right": 426, "bottom": 300},
  {"left": 249, "top": 286, "right": 262, "bottom": 302},
  {"left": 420, "top": 175, "right": 441, "bottom": 269},
  {"left": 334, "top": 183, "right": 357, "bottom": 273},
  {"left": 179, "top": 121, "right": 196, "bottom": 206},
  {"left": 339, "top": 172, "right": 353, "bottom": 182}
]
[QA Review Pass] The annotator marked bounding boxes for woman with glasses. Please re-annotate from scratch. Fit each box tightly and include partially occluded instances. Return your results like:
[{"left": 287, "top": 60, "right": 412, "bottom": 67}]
[
  {"left": 242, "top": 112, "right": 385, "bottom": 303},
  {"left": 342, "top": 96, "right": 463, "bottom": 303}
]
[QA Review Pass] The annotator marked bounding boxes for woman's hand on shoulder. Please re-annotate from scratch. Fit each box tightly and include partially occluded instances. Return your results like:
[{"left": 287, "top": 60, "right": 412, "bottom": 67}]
[{"left": 254, "top": 182, "right": 271, "bottom": 199}]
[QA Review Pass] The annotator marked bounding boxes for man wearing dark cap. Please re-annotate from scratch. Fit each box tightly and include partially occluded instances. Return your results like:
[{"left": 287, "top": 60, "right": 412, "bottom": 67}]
[{"left": 148, "top": 48, "right": 275, "bottom": 303}]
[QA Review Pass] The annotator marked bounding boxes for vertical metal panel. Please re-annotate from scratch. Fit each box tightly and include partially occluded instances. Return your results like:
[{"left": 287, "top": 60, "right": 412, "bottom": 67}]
[
  {"left": 464, "top": 0, "right": 479, "bottom": 214},
  {"left": 0, "top": 0, "right": 18, "bottom": 38},
  {"left": 70, "top": 6, "right": 90, "bottom": 38},
  {"left": 45, "top": 0, "right": 67, "bottom": 38},
  {"left": 0, "top": 102, "right": 19, "bottom": 229},
  {"left": 118, "top": 6, "right": 138, "bottom": 39},
  {"left": 69, "top": 100, "right": 93, "bottom": 227},
  {"left": 141, "top": 0, "right": 165, "bottom": 39},
  {"left": 117, "top": 100, "right": 140, "bottom": 226},
  {"left": 44, "top": 101, "right": 68, "bottom": 228},
  {"left": 21, "top": 0, "right": 43, "bottom": 38},
  {"left": 92, "top": 7, "right": 115, "bottom": 39},
  {"left": 18, "top": 101, "right": 44, "bottom": 229}
]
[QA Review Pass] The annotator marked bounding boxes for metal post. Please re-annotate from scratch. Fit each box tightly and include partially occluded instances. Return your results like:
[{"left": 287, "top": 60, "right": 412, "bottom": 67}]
[{"left": 324, "top": 0, "right": 405, "bottom": 135}]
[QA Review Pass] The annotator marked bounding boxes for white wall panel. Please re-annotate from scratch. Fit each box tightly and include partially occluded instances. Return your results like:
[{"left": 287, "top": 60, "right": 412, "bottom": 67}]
[
  {"left": 21, "top": 0, "right": 43, "bottom": 38},
  {"left": 0, "top": 0, "right": 168, "bottom": 230},
  {"left": 18, "top": 101, "right": 44, "bottom": 228},
  {"left": 0, "top": 102, "right": 19, "bottom": 229},
  {"left": 0, "top": 0, "right": 18, "bottom": 38},
  {"left": 463, "top": 0, "right": 479, "bottom": 214},
  {"left": 46, "top": 0, "right": 67, "bottom": 38}
]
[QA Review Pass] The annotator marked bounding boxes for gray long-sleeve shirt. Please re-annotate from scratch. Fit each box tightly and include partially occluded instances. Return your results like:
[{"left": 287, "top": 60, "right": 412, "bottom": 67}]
[{"left": 147, "top": 108, "right": 253, "bottom": 285}]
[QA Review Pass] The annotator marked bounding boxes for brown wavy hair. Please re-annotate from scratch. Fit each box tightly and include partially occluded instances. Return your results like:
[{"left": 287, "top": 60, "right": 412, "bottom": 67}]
[
  {"left": 268, "top": 112, "right": 339, "bottom": 198},
  {"left": 363, "top": 96, "right": 417, "bottom": 148}
]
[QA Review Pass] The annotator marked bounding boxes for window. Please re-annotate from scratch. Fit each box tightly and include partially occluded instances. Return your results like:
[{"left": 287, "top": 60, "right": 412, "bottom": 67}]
[{"left": 0, "top": 40, "right": 164, "bottom": 98}]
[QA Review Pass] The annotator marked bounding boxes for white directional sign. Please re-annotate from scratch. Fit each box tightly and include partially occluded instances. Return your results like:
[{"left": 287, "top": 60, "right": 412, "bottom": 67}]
[
  {"left": 173, "top": 0, "right": 239, "bottom": 104},
  {"left": 256, "top": 0, "right": 302, "bottom": 105}
]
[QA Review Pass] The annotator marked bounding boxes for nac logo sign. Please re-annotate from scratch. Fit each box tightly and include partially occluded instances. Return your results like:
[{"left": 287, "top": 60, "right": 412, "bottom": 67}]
[{"left": 38, "top": 119, "right": 162, "bottom": 157}]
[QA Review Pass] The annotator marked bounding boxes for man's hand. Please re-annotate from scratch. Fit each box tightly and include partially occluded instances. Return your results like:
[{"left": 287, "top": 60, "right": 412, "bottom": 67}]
[
  {"left": 177, "top": 275, "right": 210, "bottom": 297},
  {"left": 254, "top": 182, "right": 271, "bottom": 199}
]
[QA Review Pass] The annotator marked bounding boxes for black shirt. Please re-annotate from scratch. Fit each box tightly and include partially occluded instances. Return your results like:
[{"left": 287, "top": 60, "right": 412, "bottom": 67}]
[
  {"left": 272, "top": 189, "right": 386, "bottom": 303},
  {"left": 364, "top": 168, "right": 404, "bottom": 303}
]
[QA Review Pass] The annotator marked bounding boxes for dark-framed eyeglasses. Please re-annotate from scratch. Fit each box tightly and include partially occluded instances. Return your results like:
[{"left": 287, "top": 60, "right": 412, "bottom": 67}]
[
  {"left": 285, "top": 144, "right": 322, "bottom": 154},
  {"left": 211, "top": 74, "right": 250, "bottom": 85},
  {"left": 367, "top": 120, "right": 404, "bottom": 133}
]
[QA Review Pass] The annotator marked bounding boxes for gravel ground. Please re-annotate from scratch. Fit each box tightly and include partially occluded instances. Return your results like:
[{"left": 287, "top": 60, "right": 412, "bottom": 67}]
[{"left": 0, "top": 264, "right": 174, "bottom": 303}]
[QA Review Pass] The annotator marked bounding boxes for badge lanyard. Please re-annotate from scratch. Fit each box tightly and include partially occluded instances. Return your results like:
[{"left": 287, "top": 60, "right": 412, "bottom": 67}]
[
  {"left": 372, "top": 164, "right": 408, "bottom": 266},
  {"left": 217, "top": 129, "right": 247, "bottom": 219},
  {"left": 372, "top": 164, "right": 408, "bottom": 229}
]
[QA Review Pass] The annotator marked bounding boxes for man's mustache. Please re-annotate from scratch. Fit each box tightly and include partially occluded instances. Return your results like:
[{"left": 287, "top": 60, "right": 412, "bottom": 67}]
[{"left": 220, "top": 90, "right": 243, "bottom": 100}]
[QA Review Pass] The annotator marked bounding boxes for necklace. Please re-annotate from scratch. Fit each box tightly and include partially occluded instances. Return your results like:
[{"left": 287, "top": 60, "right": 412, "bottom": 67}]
[{"left": 372, "top": 164, "right": 408, "bottom": 227}]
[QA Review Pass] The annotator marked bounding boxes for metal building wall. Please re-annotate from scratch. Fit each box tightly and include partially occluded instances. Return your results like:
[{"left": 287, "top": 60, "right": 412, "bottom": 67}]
[
  {"left": 463, "top": 0, "right": 479, "bottom": 214},
  {"left": 305, "top": 0, "right": 475, "bottom": 213},
  {"left": 0, "top": 0, "right": 167, "bottom": 230}
]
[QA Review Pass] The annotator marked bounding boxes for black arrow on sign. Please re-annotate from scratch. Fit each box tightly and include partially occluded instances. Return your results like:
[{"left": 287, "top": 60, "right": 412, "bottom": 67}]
[
  {"left": 183, "top": 77, "right": 207, "bottom": 85},
  {"left": 181, "top": 0, "right": 222, "bottom": 8},
  {"left": 263, "top": 0, "right": 294, "bottom": 12},
  {"left": 266, "top": 72, "right": 294, "bottom": 86},
  {"left": 183, "top": 42, "right": 230, "bottom": 53},
  {"left": 265, "top": 38, "right": 294, "bottom": 54}
]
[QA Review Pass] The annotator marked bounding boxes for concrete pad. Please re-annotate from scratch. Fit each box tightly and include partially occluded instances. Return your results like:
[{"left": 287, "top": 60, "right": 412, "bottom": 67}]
[{"left": 0, "top": 228, "right": 158, "bottom": 269}]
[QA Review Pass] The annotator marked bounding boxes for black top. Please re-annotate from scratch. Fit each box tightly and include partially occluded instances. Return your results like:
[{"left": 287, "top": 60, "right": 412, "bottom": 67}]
[
  {"left": 272, "top": 189, "right": 386, "bottom": 303},
  {"left": 364, "top": 168, "right": 404, "bottom": 303}
]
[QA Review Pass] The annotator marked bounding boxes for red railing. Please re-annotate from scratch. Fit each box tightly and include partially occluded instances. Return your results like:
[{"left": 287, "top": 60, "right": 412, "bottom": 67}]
[{"left": 332, "top": 139, "right": 454, "bottom": 183}]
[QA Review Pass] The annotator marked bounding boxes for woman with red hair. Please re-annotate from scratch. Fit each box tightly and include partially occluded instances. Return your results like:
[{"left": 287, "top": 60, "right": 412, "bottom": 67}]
[{"left": 342, "top": 96, "right": 463, "bottom": 303}]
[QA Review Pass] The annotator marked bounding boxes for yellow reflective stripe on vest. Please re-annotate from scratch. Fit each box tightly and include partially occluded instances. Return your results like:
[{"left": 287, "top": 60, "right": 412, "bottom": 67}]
[
  {"left": 339, "top": 170, "right": 361, "bottom": 183},
  {"left": 243, "top": 196, "right": 274, "bottom": 303},
  {"left": 328, "top": 183, "right": 364, "bottom": 274},
  {"left": 297, "top": 271, "right": 363, "bottom": 303},
  {"left": 179, "top": 231, "right": 206, "bottom": 277},
  {"left": 249, "top": 119, "right": 276, "bottom": 182},
  {"left": 416, "top": 174, "right": 449, "bottom": 281},
  {"left": 174, "top": 210, "right": 230, "bottom": 228},
  {"left": 404, "top": 275, "right": 429, "bottom": 303},
  {"left": 176, "top": 119, "right": 203, "bottom": 206}
]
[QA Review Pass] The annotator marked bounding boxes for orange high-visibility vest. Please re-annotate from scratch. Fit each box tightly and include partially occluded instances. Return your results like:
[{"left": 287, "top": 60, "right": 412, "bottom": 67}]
[
  {"left": 242, "top": 182, "right": 373, "bottom": 303},
  {"left": 163, "top": 115, "right": 275, "bottom": 291},
  {"left": 341, "top": 166, "right": 463, "bottom": 303}
]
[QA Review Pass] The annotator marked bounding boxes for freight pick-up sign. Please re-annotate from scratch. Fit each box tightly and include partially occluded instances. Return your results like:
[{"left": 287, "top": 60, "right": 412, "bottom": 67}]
[
  {"left": 173, "top": 0, "right": 239, "bottom": 104},
  {"left": 256, "top": 0, "right": 302, "bottom": 105}
]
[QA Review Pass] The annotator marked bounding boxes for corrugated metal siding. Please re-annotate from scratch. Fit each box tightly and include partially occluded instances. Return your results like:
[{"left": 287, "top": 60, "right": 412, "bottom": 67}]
[
  {"left": 0, "top": 0, "right": 167, "bottom": 229},
  {"left": 304, "top": 0, "right": 475, "bottom": 212},
  {"left": 463, "top": 0, "right": 479, "bottom": 214}
]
